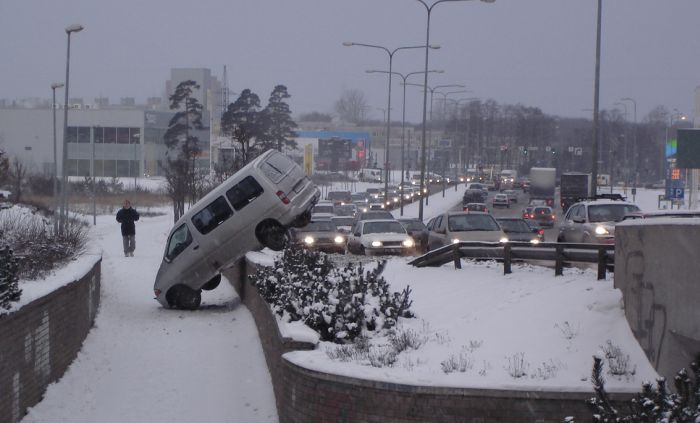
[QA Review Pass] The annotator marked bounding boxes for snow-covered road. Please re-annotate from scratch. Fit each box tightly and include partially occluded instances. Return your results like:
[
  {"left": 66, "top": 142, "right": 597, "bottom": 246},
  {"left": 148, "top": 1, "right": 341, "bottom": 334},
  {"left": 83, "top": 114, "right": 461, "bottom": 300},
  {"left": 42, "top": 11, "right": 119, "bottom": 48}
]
[{"left": 22, "top": 211, "right": 278, "bottom": 423}]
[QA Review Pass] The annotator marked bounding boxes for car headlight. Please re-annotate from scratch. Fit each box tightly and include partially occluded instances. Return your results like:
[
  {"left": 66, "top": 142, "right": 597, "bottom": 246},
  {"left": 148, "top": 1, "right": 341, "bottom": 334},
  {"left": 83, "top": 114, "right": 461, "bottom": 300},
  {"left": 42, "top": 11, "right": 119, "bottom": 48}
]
[
  {"left": 402, "top": 238, "right": 414, "bottom": 247},
  {"left": 530, "top": 239, "right": 540, "bottom": 245},
  {"left": 334, "top": 235, "right": 345, "bottom": 244},
  {"left": 499, "top": 237, "right": 509, "bottom": 243},
  {"left": 595, "top": 226, "right": 609, "bottom": 235},
  {"left": 361, "top": 207, "right": 368, "bottom": 212},
  {"left": 304, "top": 236, "right": 315, "bottom": 245},
  {"left": 452, "top": 238, "right": 460, "bottom": 244},
  {"left": 371, "top": 240, "right": 382, "bottom": 248},
  {"left": 393, "top": 198, "right": 399, "bottom": 203}
]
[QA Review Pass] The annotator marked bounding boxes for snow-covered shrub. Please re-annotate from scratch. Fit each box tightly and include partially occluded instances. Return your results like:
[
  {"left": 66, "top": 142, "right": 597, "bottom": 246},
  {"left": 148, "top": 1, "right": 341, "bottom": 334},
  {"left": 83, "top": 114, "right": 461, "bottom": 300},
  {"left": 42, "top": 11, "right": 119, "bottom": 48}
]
[
  {"left": 367, "top": 347, "right": 398, "bottom": 368},
  {"left": 555, "top": 321, "right": 580, "bottom": 340},
  {"left": 389, "top": 328, "right": 426, "bottom": 353},
  {"left": 600, "top": 340, "right": 636, "bottom": 377},
  {"left": 504, "top": 352, "right": 530, "bottom": 379},
  {"left": 533, "top": 359, "right": 562, "bottom": 380},
  {"left": 441, "top": 353, "right": 473, "bottom": 374},
  {"left": 0, "top": 244, "right": 21, "bottom": 310},
  {"left": 0, "top": 206, "right": 87, "bottom": 280},
  {"left": 250, "top": 247, "right": 414, "bottom": 343},
  {"left": 467, "top": 339, "right": 483, "bottom": 352},
  {"left": 569, "top": 354, "right": 700, "bottom": 423}
]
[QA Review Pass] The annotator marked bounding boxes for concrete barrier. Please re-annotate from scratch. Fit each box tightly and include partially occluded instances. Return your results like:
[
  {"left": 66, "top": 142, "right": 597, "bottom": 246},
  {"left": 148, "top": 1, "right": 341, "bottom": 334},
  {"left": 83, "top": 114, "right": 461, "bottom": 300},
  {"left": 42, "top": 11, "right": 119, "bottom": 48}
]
[
  {"left": 0, "top": 257, "right": 101, "bottom": 423},
  {"left": 615, "top": 219, "right": 700, "bottom": 380}
]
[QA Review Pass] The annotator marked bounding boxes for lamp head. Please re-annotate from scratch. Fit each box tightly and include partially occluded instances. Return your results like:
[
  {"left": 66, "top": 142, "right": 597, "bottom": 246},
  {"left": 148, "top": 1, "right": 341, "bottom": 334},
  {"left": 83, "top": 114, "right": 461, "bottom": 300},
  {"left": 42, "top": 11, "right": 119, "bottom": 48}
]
[
  {"left": 65, "top": 24, "right": 84, "bottom": 34},
  {"left": 51, "top": 82, "right": 65, "bottom": 89},
  {"left": 342, "top": 42, "right": 354, "bottom": 47},
  {"left": 429, "top": 45, "right": 441, "bottom": 50}
]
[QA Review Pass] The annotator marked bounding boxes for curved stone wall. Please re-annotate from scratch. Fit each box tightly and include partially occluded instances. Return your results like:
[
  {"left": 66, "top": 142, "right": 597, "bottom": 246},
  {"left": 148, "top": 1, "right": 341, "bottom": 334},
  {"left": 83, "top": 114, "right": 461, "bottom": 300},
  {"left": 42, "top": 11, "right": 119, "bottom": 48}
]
[
  {"left": 0, "top": 257, "right": 101, "bottom": 423},
  {"left": 229, "top": 258, "right": 633, "bottom": 423}
]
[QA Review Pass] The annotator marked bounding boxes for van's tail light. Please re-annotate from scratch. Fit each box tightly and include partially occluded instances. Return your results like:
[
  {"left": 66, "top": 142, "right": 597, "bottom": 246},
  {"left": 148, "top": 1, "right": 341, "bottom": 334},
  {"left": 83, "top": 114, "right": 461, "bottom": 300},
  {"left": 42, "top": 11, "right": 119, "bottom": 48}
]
[
  {"left": 276, "top": 190, "right": 290, "bottom": 204},
  {"left": 538, "top": 229, "right": 545, "bottom": 236},
  {"left": 154, "top": 289, "right": 162, "bottom": 297}
]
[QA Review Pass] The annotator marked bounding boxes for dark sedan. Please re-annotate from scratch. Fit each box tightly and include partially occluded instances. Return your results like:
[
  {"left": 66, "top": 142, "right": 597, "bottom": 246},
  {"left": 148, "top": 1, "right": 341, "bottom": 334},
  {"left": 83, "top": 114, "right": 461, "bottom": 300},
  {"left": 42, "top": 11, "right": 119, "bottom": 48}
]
[
  {"left": 291, "top": 221, "right": 347, "bottom": 254},
  {"left": 398, "top": 218, "right": 429, "bottom": 253},
  {"left": 496, "top": 218, "right": 545, "bottom": 243}
]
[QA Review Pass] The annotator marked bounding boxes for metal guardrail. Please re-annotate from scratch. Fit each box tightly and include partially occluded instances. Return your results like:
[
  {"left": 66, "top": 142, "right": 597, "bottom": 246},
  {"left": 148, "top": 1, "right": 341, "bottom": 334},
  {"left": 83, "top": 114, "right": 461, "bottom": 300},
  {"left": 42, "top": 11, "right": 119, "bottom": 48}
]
[{"left": 408, "top": 241, "right": 615, "bottom": 280}]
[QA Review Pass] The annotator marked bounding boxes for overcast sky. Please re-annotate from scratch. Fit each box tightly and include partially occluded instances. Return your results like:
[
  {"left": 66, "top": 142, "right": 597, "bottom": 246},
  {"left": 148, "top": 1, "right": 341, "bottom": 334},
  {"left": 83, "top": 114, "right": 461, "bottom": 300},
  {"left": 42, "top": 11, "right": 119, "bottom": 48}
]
[{"left": 1, "top": 0, "right": 699, "bottom": 123}]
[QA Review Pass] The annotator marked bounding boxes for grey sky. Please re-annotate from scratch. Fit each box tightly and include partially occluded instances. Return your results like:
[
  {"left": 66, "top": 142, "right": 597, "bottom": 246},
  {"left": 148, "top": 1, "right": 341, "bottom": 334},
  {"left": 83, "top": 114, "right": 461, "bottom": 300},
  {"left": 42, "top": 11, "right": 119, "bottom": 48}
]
[{"left": 1, "top": 0, "right": 699, "bottom": 122}]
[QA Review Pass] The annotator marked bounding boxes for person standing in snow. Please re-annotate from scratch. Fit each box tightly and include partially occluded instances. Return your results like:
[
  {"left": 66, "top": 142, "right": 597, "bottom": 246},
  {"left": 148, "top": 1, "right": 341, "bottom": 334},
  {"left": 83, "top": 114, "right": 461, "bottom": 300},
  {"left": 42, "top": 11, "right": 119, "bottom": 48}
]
[{"left": 116, "top": 199, "right": 139, "bottom": 257}]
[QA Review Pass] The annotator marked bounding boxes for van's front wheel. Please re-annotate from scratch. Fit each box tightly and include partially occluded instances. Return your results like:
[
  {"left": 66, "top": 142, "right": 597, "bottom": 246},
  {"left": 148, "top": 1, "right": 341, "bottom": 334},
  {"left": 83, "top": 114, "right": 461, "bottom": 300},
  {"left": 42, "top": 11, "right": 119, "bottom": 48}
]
[{"left": 256, "top": 220, "right": 288, "bottom": 251}]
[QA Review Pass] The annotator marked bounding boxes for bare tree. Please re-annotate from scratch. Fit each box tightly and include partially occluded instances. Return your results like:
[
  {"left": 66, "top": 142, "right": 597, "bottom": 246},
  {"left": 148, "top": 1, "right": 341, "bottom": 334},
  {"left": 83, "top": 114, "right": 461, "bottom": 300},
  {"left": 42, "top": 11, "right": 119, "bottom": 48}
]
[
  {"left": 8, "top": 158, "right": 27, "bottom": 203},
  {"left": 334, "top": 89, "right": 368, "bottom": 124}
]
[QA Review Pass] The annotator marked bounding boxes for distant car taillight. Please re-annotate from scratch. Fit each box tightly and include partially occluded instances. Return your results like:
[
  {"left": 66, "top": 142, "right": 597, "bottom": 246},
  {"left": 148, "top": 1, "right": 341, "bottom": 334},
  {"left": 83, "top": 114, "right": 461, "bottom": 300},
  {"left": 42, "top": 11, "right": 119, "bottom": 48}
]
[
  {"left": 276, "top": 190, "right": 290, "bottom": 204},
  {"left": 551, "top": 214, "right": 556, "bottom": 219}
]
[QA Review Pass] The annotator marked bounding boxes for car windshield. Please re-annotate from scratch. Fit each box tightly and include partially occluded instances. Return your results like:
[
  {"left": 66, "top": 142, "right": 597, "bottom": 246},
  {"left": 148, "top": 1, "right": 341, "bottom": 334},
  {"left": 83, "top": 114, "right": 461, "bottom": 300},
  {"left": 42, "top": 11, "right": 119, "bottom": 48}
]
[
  {"left": 497, "top": 219, "right": 531, "bottom": 233},
  {"left": 313, "top": 205, "right": 334, "bottom": 214},
  {"left": 363, "top": 221, "right": 405, "bottom": 235},
  {"left": 399, "top": 220, "right": 426, "bottom": 231},
  {"left": 448, "top": 214, "right": 500, "bottom": 232},
  {"left": 360, "top": 211, "right": 393, "bottom": 220},
  {"left": 302, "top": 221, "right": 335, "bottom": 232},
  {"left": 588, "top": 204, "right": 641, "bottom": 223}
]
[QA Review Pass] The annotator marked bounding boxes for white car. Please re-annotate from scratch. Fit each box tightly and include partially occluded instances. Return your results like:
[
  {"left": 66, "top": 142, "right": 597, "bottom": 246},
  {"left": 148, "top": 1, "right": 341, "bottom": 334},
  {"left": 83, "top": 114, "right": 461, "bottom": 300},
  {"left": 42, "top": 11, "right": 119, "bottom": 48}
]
[
  {"left": 493, "top": 193, "right": 510, "bottom": 208},
  {"left": 427, "top": 212, "right": 508, "bottom": 250},
  {"left": 347, "top": 219, "right": 415, "bottom": 255}
]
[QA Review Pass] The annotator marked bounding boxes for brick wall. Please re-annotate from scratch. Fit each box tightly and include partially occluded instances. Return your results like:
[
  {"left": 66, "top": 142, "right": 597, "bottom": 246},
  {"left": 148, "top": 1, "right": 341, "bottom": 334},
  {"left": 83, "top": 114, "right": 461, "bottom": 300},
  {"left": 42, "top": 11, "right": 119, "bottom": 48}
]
[
  {"left": 229, "top": 258, "right": 633, "bottom": 423},
  {"left": 0, "top": 258, "right": 101, "bottom": 423}
]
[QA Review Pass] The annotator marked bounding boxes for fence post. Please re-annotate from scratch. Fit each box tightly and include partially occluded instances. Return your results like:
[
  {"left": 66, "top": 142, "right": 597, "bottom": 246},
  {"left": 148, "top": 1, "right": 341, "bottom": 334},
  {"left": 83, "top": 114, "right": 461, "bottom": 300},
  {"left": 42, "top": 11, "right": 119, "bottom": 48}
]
[
  {"left": 453, "top": 245, "right": 462, "bottom": 269},
  {"left": 503, "top": 243, "right": 512, "bottom": 275},
  {"left": 555, "top": 244, "right": 563, "bottom": 276},
  {"left": 597, "top": 247, "right": 607, "bottom": 280}
]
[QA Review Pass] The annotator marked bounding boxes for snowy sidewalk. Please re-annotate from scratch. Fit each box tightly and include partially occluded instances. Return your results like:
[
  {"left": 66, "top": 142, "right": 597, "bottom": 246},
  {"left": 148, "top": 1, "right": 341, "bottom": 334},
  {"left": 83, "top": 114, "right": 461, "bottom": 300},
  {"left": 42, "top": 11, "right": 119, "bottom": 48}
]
[{"left": 22, "top": 212, "right": 277, "bottom": 423}]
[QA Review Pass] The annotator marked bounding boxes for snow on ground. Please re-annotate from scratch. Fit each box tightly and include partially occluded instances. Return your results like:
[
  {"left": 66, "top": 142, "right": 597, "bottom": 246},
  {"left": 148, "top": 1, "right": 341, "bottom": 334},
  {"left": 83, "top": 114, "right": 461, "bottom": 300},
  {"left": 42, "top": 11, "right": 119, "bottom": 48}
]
[
  {"left": 21, "top": 211, "right": 277, "bottom": 423},
  {"left": 392, "top": 186, "right": 463, "bottom": 221},
  {"left": 285, "top": 258, "right": 657, "bottom": 392}
]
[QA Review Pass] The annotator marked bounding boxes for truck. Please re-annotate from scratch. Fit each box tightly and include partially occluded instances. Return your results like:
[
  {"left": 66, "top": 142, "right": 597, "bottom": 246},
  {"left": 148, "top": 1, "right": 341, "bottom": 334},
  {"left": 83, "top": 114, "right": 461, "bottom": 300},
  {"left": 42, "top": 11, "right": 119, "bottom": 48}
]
[
  {"left": 529, "top": 167, "right": 556, "bottom": 207},
  {"left": 359, "top": 168, "right": 382, "bottom": 183},
  {"left": 500, "top": 169, "right": 518, "bottom": 187},
  {"left": 560, "top": 172, "right": 592, "bottom": 213}
]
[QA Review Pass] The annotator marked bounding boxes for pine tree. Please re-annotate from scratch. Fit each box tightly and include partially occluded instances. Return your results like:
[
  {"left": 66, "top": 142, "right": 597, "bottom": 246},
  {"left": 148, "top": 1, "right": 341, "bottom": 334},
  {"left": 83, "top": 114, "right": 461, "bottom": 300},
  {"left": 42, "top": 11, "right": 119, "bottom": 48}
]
[
  {"left": 163, "top": 80, "right": 204, "bottom": 222},
  {"left": 259, "top": 85, "right": 298, "bottom": 152},
  {"left": 221, "top": 89, "right": 262, "bottom": 171},
  {"left": 0, "top": 245, "right": 21, "bottom": 310}
]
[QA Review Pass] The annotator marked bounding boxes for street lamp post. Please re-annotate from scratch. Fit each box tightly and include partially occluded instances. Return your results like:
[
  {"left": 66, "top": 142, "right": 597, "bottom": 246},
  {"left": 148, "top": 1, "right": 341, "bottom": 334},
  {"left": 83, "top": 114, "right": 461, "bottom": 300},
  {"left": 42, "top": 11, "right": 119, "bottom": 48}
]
[
  {"left": 50, "top": 82, "right": 64, "bottom": 234},
  {"left": 620, "top": 97, "right": 637, "bottom": 194},
  {"left": 414, "top": 0, "right": 495, "bottom": 220},
  {"left": 404, "top": 82, "right": 465, "bottom": 205},
  {"left": 591, "top": 0, "right": 602, "bottom": 197},
  {"left": 613, "top": 101, "right": 628, "bottom": 191},
  {"left": 343, "top": 42, "right": 435, "bottom": 205},
  {"left": 367, "top": 69, "right": 444, "bottom": 215},
  {"left": 59, "top": 23, "right": 84, "bottom": 234}
]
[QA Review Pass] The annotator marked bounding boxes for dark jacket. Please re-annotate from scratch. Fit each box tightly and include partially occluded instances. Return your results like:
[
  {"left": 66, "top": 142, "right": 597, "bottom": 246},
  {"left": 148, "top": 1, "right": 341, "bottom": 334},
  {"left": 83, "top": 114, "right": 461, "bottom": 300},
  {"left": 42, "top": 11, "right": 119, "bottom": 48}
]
[{"left": 116, "top": 207, "right": 140, "bottom": 236}]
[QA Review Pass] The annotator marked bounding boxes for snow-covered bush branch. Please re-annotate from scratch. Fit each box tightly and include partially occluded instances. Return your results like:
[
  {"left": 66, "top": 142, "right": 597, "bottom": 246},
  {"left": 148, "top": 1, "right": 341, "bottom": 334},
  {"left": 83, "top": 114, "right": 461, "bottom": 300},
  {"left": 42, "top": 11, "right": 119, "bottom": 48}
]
[{"left": 250, "top": 247, "right": 414, "bottom": 343}]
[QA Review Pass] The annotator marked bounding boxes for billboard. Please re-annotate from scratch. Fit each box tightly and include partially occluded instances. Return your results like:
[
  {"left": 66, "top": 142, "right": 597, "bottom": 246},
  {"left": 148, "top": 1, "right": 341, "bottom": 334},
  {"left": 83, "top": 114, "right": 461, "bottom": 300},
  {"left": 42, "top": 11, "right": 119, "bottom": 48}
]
[{"left": 677, "top": 129, "right": 700, "bottom": 168}]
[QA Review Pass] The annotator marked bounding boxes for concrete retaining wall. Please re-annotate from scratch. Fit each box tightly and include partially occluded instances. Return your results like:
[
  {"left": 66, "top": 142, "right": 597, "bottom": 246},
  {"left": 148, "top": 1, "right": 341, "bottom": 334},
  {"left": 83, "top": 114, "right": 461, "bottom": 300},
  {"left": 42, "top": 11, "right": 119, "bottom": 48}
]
[
  {"left": 615, "top": 221, "right": 700, "bottom": 380},
  {"left": 227, "top": 257, "right": 634, "bottom": 422},
  {"left": 0, "top": 258, "right": 101, "bottom": 423}
]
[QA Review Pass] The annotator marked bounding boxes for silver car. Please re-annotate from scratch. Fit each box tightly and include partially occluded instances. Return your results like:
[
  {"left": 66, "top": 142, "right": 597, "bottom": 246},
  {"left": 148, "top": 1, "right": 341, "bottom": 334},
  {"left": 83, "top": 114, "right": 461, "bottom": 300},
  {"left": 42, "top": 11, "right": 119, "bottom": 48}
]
[
  {"left": 557, "top": 200, "right": 641, "bottom": 244},
  {"left": 427, "top": 212, "right": 508, "bottom": 250},
  {"left": 154, "top": 150, "right": 320, "bottom": 309}
]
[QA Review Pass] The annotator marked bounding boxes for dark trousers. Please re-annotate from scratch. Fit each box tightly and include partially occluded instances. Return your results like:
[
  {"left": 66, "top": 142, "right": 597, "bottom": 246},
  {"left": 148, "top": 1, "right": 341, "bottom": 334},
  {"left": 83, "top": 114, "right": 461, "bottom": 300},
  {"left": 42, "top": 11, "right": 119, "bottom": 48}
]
[{"left": 122, "top": 235, "right": 135, "bottom": 254}]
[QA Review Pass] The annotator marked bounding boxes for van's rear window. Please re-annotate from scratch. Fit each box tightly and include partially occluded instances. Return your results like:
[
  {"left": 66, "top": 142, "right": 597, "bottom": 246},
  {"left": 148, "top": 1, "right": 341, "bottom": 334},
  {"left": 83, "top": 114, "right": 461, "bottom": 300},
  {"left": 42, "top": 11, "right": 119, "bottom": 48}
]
[
  {"left": 226, "top": 176, "right": 264, "bottom": 211},
  {"left": 192, "top": 196, "right": 233, "bottom": 235},
  {"left": 261, "top": 152, "right": 295, "bottom": 183}
]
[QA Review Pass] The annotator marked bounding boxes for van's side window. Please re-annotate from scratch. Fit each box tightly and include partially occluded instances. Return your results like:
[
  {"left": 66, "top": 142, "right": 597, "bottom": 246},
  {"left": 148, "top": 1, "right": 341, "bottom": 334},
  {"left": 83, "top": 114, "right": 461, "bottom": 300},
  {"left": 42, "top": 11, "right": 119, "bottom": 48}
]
[
  {"left": 166, "top": 224, "right": 192, "bottom": 261},
  {"left": 226, "top": 176, "right": 264, "bottom": 211},
  {"left": 192, "top": 196, "right": 233, "bottom": 234}
]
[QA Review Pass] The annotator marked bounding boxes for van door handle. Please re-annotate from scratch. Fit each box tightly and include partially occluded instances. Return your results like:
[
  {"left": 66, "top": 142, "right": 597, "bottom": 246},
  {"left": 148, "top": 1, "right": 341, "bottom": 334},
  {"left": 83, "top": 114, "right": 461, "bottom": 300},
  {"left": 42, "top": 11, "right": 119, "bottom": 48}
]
[{"left": 193, "top": 245, "right": 200, "bottom": 250}]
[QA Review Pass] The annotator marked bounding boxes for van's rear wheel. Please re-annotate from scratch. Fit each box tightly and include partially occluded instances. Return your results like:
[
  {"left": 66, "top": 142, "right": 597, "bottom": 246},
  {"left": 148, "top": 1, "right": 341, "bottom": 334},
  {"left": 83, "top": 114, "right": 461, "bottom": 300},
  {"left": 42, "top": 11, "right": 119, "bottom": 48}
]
[
  {"left": 167, "top": 285, "right": 201, "bottom": 310},
  {"left": 202, "top": 274, "right": 221, "bottom": 291},
  {"left": 256, "top": 220, "right": 288, "bottom": 251}
]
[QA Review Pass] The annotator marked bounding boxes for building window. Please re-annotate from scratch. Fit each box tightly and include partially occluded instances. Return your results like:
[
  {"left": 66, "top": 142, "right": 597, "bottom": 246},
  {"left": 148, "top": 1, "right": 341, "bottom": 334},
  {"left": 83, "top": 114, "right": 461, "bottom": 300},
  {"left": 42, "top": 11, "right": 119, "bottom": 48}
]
[
  {"left": 117, "top": 127, "right": 130, "bottom": 144},
  {"left": 78, "top": 127, "right": 90, "bottom": 143},
  {"left": 66, "top": 126, "right": 78, "bottom": 144},
  {"left": 66, "top": 160, "right": 78, "bottom": 175},
  {"left": 130, "top": 128, "right": 141, "bottom": 144},
  {"left": 94, "top": 159, "right": 104, "bottom": 176},
  {"left": 104, "top": 160, "right": 116, "bottom": 177},
  {"left": 94, "top": 127, "right": 104, "bottom": 143},
  {"left": 104, "top": 127, "right": 117, "bottom": 144},
  {"left": 116, "top": 160, "right": 130, "bottom": 176},
  {"left": 130, "top": 160, "right": 140, "bottom": 177},
  {"left": 78, "top": 159, "right": 90, "bottom": 176}
]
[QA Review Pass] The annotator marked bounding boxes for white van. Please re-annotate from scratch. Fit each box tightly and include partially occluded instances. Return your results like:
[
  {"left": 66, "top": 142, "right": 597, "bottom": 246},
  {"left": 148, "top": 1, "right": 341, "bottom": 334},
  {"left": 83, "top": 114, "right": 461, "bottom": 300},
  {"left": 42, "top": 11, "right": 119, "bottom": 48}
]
[{"left": 154, "top": 150, "right": 320, "bottom": 309}]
